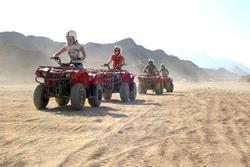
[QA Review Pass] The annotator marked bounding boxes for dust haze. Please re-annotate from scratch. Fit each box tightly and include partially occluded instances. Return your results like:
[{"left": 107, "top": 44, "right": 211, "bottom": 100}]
[{"left": 1, "top": 32, "right": 250, "bottom": 167}]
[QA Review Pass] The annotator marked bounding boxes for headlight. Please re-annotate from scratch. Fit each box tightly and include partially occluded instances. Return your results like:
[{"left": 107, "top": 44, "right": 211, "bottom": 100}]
[
  {"left": 42, "top": 72, "right": 47, "bottom": 77},
  {"left": 65, "top": 73, "right": 71, "bottom": 78},
  {"left": 36, "top": 77, "right": 44, "bottom": 83}
]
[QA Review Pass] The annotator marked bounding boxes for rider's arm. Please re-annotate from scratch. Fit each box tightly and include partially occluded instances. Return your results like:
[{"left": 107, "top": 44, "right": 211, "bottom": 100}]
[
  {"left": 107, "top": 59, "right": 112, "bottom": 65},
  {"left": 53, "top": 47, "right": 67, "bottom": 58},
  {"left": 79, "top": 46, "right": 86, "bottom": 60},
  {"left": 117, "top": 56, "right": 125, "bottom": 68},
  {"left": 143, "top": 65, "right": 148, "bottom": 73},
  {"left": 154, "top": 66, "right": 159, "bottom": 74},
  {"left": 106, "top": 55, "right": 113, "bottom": 65},
  {"left": 155, "top": 66, "right": 159, "bottom": 72}
]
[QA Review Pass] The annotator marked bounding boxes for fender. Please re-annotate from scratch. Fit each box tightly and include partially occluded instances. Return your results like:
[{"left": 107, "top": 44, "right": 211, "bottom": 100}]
[
  {"left": 35, "top": 68, "right": 41, "bottom": 76},
  {"left": 121, "top": 72, "right": 132, "bottom": 83},
  {"left": 168, "top": 77, "right": 173, "bottom": 83},
  {"left": 130, "top": 74, "right": 135, "bottom": 82},
  {"left": 155, "top": 76, "right": 162, "bottom": 83},
  {"left": 91, "top": 73, "right": 102, "bottom": 85},
  {"left": 71, "top": 70, "right": 90, "bottom": 88}
]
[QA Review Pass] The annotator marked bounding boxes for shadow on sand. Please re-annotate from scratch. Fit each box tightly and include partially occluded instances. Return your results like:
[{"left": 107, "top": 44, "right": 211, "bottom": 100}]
[
  {"left": 145, "top": 92, "right": 185, "bottom": 97},
  {"left": 102, "top": 99, "right": 161, "bottom": 106},
  {"left": 42, "top": 105, "right": 128, "bottom": 118}
]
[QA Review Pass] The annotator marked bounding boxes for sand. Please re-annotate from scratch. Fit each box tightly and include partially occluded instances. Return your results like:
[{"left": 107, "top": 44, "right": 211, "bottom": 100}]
[{"left": 0, "top": 82, "right": 250, "bottom": 167}]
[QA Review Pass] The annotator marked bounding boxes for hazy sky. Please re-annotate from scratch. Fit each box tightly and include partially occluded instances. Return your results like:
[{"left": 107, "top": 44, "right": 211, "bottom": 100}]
[{"left": 1, "top": 0, "right": 250, "bottom": 67}]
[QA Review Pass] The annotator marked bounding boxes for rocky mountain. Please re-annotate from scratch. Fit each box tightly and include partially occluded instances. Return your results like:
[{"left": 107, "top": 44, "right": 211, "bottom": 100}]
[
  {"left": 230, "top": 66, "right": 248, "bottom": 76},
  {"left": 180, "top": 53, "right": 250, "bottom": 75},
  {"left": 239, "top": 75, "right": 250, "bottom": 82},
  {"left": 0, "top": 31, "right": 240, "bottom": 82},
  {"left": 203, "top": 68, "right": 240, "bottom": 81}
]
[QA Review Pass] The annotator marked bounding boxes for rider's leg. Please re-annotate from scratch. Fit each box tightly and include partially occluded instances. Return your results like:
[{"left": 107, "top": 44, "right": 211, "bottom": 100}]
[{"left": 74, "top": 63, "right": 83, "bottom": 70}]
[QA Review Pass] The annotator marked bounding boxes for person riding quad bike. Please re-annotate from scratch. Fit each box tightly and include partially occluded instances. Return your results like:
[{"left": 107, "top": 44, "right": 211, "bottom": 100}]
[
  {"left": 143, "top": 58, "right": 159, "bottom": 75},
  {"left": 51, "top": 30, "right": 86, "bottom": 69},
  {"left": 159, "top": 63, "right": 174, "bottom": 92},
  {"left": 159, "top": 63, "right": 169, "bottom": 77},
  {"left": 105, "top": 45, "right": 125, "bottom": 70},
  {"left": 100, "top": 45, "right": 136, "bottom": 102},
  {"left": 138, "top": 59, "right": 163, "bottom": 95}
]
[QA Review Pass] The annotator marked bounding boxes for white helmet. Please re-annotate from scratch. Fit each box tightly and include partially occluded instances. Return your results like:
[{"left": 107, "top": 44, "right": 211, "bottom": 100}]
[
  {"left": 114, "top": 45, "right": 122, "bottom": 54},
  {"left": 66, "top": 30, "right": 77, "bottom": 41},
  {"left": 148, "top": 58, "right": 154, "bottom": 64}
]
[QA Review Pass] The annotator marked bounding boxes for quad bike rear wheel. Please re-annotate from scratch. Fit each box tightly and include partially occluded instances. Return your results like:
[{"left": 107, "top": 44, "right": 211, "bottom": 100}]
[
  {"left": 33, "top": 84, "right": 49, "bottom": 110},
  {"left": 88, "top": 84, "right": 102, "bottom": 107},
  {"left": 55, "top": 97, "right": 69, "bottom": 106},
  {"left": 163, "top": 81, "right": 168, "bottom": 92},
  {"left": 167, "top": 82, "right": 174, "bottom": 92},
  {"left": 71, "top": 83, "right": 86, "bottom": 110},
  {"left": 129, "top": 82, "right": 137, "bottom": 101},
  {"left": 155, "top": 83, "right": 163, "bottom": 95},
  {"left": 119, "top": 82, "right": 129, "bottom": 102},
  {"left": 138, "top": 83, "right": 147, "bottom": 94}
]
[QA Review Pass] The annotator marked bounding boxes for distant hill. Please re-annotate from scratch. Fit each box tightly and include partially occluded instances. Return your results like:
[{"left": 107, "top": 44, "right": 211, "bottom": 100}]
[
  {"left": 0, "top": 31, "right": 240, "bottom": 82},
  {"left": 203, "top": 68, "right": 240, "bottom": 81},
  {"left": 180, "top": 53, "right": 250, "bottom": 75},
  {"left": 239, "top": 75, "right": 250, "bottom": 82}
]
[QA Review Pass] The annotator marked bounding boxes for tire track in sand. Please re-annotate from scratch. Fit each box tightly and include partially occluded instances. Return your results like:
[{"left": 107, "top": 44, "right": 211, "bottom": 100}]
[{"left": 58, "top": 104, "right": 156, "bottom": 167}]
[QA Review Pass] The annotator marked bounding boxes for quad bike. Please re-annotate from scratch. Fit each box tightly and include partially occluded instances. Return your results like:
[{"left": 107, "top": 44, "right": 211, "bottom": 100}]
[
  {"left": 162, "top": 75, "right": 174, "bottom": 92},
  {"left": 137, "top": 72, "right": 163, "bottom": 95},
  {"left": 97, "top": 64, "right": 137, "bottom": 102},
  {"left": 33, "top": 57, "right": 103, "bottom": 110}
]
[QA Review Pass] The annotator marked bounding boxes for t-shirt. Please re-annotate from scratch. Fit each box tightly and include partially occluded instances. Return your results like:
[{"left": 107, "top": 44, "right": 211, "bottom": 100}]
[
  {"left": 144, "top": 64, "right": 158, "bottom": 75},
  {"left": 65, "top": 43, "right": 84, "bottom": 63},
  {"left": 111, "top": 54, "right": 124, "bottom": 69},
  {"left": 160, "top": 68, "right": 169, "bottom": 76}
]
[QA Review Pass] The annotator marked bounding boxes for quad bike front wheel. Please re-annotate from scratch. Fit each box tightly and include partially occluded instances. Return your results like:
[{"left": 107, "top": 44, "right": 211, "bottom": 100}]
[
  {"left": 119, "top": 82, "right": 129, "bottom": 102},
  {"left": 33, "top": 84, "right": 49, "bottom": 110},
  {"left": 71, "top": 83, "right": 86, "bottom": 110},
  {"left": 88, "top": 84, "right": 103, "bottom": 107},
  {"left": 163, "top": 80, "right": 168, "bottom": 92},
  {"left": 138, "top": 83, "right": 147, "bottom": 94},
  {"left": 167, "top": 82, "right": 174, "bottom": 92},
  {"left": 155, "top": 83, "right": 163, "bottom": 95},
  {"left": 129, "top": 82, "right": 137, "bottom": 101},
  {"left": 55, "top": 97, "right": 69, "bottom": 106}
]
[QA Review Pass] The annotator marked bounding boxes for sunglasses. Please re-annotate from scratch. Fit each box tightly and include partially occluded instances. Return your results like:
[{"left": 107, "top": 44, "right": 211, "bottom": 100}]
[{"left": 67, "top": 36, "right": 74, "bottom": 40}]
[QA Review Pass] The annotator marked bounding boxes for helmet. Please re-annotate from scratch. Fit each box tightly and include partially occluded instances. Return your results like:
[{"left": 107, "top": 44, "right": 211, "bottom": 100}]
[
  {"left": 66, "top": 30, "right": 77, "bottom": 46},
  {"left": 66, "top": 30, "right": 77, "bottom": 41},
  {"left": 114, "top": 45, "right": 122, "bottom": 54},
  {"left": 148, "top": 58, "right": 154, "bottom": 65},
  {"left": 161, "top": 63, "right": 166, "bottom": 69}
]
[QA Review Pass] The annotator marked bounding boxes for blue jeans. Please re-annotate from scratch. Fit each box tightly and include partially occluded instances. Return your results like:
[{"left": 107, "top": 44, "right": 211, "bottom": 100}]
[{"left": 74, "top": 63, "right": 83, "bottom": 70}]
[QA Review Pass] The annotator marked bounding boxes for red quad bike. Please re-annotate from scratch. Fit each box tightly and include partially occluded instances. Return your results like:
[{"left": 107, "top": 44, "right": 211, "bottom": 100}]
[
  {"left": 99, "top": 64, "right": 137, "bottom": 102},
  {"left": 33, "top": 57, "right": 103, "bottom": 110},
  {"left": 138, "top": 73, "right": 164, "bottom": 95},
  {"left": 162, "top": 75, "right": 174, "bottom": 92}
]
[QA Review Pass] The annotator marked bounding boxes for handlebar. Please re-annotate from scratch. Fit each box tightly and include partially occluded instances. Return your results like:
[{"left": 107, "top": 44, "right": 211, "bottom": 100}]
[
  {"left": 101, "top": 63, "right": 111, "bottom": 70},
  {"left": 50, "top": 57, "right": 73, "bottom": 67},
  {"left": 101, "top": 63, "right": 127, "bottom": 71},
  {"left": 143, "top": 70, "right": 160, "bottom": 76}
]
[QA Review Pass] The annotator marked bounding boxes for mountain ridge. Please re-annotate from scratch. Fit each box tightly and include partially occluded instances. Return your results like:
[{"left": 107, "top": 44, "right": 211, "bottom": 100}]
[
  {"left": 180, "top": 53, "right": 250, "bottom": 75},
  {"left": 0, "top": 31, "right": 241, "bottom": 82}
]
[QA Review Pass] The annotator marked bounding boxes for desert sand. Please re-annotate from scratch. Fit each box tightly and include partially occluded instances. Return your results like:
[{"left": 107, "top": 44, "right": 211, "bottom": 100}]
[{"left": 0, "top": 82, "right": 250, "bottom": 167}]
